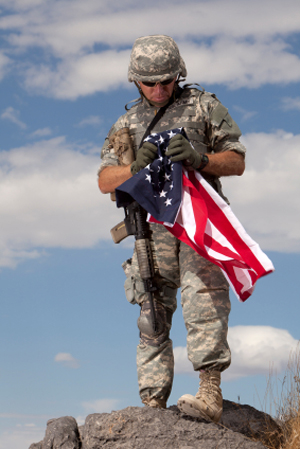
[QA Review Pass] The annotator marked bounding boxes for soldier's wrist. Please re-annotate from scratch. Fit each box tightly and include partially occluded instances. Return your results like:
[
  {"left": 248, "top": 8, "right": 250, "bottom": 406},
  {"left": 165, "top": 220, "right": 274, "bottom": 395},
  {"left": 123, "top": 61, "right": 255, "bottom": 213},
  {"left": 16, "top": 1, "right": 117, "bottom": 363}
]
[
  {"left": 130, "top": 161, "right": 138, "bottom": 175},
  {"left": 197, "top": 154, "right": 209, "bottom": 171}
]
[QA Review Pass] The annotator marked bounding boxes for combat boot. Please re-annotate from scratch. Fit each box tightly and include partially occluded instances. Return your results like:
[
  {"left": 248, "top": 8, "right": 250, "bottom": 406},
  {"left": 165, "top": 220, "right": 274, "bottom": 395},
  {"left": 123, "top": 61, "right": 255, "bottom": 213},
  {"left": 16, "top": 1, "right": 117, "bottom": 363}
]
[
  {"left": 177, "top": 370, "right": 223, "bottom": 422},
  {"left": 142, "top": 397, "right": 167, "bottom": 409}
]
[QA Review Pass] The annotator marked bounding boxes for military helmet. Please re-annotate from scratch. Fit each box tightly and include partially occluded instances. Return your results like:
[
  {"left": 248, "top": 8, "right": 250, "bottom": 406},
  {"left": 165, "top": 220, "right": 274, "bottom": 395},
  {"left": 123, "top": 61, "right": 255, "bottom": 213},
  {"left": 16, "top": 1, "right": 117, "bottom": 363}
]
[{"left": 128, "top": 35, "right": 187, "bottom": 83}]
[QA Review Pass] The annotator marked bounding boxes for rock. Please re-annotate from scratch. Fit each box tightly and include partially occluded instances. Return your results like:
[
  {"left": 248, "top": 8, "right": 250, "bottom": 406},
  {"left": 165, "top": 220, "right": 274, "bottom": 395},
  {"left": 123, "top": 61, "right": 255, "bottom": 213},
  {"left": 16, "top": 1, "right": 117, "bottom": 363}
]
[
  {"left": 29, "top": 401, "right": 282, "bottom": 449},
  {"left": 82, "top": 406, "right": 267, "bottom": 449},
  {"left": 221, "top": 400, "right": 283, "bottom": 448},
  {"left": 29, "top": 444, "right": 43, "bottom": 449},
  {"left": 36, "top": 416, "right": 80, "bottom": 449}
]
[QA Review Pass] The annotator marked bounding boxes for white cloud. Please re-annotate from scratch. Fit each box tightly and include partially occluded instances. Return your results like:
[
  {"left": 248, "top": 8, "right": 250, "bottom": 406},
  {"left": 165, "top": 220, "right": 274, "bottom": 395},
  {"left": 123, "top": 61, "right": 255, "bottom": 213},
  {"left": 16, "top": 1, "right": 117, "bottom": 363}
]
[
  {"left": 281, "top": 96, "right": 300, "bottom": 111},
  {"left": 0, "top": 0, "right": 300, "bottom": 97},
  {"left": 2, "top": 0, "right": 300, "bottom": 54},
  {"left": 0, "top": 413, "right": 51, "bottom": 449},
  {"left": 0, "top": 0, "right": 45, "bottom": 9},
  {"left": 29, "top": 127, "right": 52, "bottom": 138},
  {"left": 173, "top": 347, "right": 195, "bottom": 376},
  {"left": 174, "top": 326, "right": 299, "bottom": 381},
  {"left": 0, "top": 248, "right": 41, "bottom": 269},
  {"left": 82, "top": 398, "right": 120, "bottom": 413},
  {"left": 0, "top": 51, "right": 11, "bottom": 80},
  {"left": 181, "top": 38, "right": 300, "bottom": 89},
  {"left": 1, "top": 106, "right": 27, "bottom": 129},
  {"left": 21, "top": 37, "right": 300, "bottom": 98},
  {"left": 0, "top": 425, "right": 44, "bottom": 449},
  {"left": 76, "top": 115, "right": 102, "bottom": 127},
  {"left": 54, "top": 352, "right": 80, "bottom": 369},
  {"left": 222, "top": 130, "right": 300, "bottom": 252},
  {"left": 233, "top": 106, "right": 257, "bottom": 122},
  {"left": 0, "top": 136, "right": 122, "bottom": 267},
  {"left": 23, "top": 50, "right": 131, "bottom": 99},
  {"left": 224, "top": 326, "right": 299, "bottom": 381}
]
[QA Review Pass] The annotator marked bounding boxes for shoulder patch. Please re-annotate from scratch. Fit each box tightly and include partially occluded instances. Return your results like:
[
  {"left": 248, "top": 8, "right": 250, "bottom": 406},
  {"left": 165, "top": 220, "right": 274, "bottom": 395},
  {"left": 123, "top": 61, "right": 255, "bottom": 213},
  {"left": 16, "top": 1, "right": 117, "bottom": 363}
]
[{"left": 210, "top": 103, "right": 232, "bottom": 127}]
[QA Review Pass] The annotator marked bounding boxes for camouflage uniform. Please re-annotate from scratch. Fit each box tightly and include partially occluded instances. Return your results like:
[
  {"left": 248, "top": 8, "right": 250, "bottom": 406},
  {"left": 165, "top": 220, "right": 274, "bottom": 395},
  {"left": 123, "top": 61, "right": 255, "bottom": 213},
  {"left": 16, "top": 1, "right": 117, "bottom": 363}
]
[{"left": 99, "top": 35, "right": 246, "bottom": 406}]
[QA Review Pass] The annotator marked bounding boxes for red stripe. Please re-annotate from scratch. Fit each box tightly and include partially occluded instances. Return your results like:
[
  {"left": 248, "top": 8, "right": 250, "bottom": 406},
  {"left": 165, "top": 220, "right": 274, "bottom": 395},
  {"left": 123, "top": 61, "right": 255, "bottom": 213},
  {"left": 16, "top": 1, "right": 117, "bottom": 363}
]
[
  {"left": 187, "top": 171, "right": 270, "bottom": 276},
  {"left": 182, "top": 173, "right": 247, "bottom": 262}
]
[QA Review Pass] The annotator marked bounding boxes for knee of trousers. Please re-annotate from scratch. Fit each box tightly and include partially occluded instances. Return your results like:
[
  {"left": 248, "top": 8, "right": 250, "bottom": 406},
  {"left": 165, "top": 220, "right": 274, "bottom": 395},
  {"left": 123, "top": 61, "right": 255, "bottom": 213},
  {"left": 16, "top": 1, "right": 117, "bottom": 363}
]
[
  {"left": 138, "top": 300, "right": 173, "bottom": 347},
  {"left": 181, "top": 270, "right": 231, "bottom": 320}
]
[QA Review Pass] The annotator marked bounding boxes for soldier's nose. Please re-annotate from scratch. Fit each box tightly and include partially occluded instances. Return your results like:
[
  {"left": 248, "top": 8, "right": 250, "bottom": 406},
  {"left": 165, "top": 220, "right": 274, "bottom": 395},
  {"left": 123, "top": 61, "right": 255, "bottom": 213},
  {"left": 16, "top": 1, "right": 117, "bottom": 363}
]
[{"left": 157, "top": 84, "right": 166, "bottom": 94}]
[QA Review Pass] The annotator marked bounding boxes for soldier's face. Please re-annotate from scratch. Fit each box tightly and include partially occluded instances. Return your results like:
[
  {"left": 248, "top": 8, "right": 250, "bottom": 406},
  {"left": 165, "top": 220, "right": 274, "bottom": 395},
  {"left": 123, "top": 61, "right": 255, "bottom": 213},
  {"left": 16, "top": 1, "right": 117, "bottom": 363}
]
[{"left": 138, "top": 78, "right": 176, "bottom": 107}]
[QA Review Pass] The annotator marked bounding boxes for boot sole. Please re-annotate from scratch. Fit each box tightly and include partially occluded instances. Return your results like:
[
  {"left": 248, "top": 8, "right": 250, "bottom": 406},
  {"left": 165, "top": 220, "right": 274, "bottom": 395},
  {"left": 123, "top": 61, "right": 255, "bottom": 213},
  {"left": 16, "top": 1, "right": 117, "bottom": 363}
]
[{"left": 177, "top": 395, "right": 221, "bottom": 422}]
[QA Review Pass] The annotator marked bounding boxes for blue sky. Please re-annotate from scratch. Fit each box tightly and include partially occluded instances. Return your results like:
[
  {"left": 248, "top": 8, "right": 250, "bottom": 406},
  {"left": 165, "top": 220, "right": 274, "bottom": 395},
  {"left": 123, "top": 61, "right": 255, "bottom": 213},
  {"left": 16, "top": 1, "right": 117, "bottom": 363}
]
[{"left": 0, "top": 1, "right": 300, "bottom": 448}]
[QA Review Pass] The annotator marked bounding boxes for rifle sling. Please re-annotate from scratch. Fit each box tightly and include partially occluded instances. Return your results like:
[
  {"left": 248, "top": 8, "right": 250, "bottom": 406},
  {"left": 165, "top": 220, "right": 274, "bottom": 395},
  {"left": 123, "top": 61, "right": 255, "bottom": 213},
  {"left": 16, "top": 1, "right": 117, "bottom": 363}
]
[{"left": 138, "top": 86, "right": 184, "bottom": 149}]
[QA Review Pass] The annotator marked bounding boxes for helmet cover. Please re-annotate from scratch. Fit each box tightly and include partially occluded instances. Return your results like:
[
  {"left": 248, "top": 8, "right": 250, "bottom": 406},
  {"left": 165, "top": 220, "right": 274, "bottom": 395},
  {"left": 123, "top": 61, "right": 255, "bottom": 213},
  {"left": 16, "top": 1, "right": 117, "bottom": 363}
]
[{"left": 128, "top": 35, "right": 187, "bottom": 83}]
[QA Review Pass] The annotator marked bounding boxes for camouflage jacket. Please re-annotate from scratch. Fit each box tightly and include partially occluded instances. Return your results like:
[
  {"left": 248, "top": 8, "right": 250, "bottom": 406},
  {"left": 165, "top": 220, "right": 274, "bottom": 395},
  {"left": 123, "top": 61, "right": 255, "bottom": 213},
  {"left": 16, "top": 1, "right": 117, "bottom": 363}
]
[{"left": 99, "top": 86, "right": 246, "bottom": 200}]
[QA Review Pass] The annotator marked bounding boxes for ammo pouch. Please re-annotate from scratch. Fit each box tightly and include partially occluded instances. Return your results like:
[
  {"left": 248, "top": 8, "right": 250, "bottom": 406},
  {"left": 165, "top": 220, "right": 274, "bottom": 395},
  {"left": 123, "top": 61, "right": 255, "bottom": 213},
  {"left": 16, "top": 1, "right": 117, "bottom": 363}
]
[
  {"left": 122, "top": 258, "right": 177, "bottom": 306},
  {"left": 122, "top": 258, "right": 137, "bottom": 305}
]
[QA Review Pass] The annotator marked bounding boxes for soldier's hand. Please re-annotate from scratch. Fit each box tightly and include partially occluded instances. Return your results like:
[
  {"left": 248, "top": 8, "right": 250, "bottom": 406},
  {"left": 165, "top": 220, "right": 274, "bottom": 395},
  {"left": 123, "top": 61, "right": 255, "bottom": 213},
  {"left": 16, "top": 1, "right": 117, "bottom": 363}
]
[
  {"left": 130, "top": 141, "right": 158, "bottom": 175},
  {"left": 167, "top": 134, "right": 202, "bottom": 169}
]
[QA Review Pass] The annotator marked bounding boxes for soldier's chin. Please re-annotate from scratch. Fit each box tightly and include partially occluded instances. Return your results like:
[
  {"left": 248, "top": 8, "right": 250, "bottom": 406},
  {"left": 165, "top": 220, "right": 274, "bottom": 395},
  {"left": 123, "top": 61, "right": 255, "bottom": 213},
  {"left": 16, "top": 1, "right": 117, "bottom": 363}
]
[{"left": 149, "top": 98, "right": 169, "bottom": 107}]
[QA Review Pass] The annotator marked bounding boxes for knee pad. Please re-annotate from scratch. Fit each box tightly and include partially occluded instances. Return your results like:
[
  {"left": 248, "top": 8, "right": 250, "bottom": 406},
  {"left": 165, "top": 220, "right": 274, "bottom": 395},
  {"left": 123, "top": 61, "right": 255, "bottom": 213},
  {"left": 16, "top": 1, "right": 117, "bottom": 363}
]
[{"left": 138, "top": 299, "right": 172, "bottom": 347}]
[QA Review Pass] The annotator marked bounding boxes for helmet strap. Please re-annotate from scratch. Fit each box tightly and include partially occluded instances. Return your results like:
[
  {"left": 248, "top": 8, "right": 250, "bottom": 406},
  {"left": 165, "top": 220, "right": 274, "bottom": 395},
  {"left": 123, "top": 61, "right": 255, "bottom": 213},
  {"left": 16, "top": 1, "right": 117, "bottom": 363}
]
[{"left": 134, "top": 81, "right": 144, "bottom": 97}]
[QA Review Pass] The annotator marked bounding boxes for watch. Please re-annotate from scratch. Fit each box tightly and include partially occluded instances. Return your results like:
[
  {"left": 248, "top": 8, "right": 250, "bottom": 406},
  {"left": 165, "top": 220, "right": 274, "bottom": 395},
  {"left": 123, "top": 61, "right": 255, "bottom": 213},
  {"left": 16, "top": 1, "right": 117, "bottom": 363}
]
[{"left": 197, "top": 154, "right": 209, "bottom": 171}]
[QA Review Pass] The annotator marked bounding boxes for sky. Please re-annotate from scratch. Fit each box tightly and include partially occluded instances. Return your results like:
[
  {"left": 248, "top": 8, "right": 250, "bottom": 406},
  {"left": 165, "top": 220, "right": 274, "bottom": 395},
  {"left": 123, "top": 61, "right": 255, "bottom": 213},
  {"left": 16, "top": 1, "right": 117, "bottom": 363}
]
[{"left": 0, "top": 0, "right": 300, "bottom": 447}]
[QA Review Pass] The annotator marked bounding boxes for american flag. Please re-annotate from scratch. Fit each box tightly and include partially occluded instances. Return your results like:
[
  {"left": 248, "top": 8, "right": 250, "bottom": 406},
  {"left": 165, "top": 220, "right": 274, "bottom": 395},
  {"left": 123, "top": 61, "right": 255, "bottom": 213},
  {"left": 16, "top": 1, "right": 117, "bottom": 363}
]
[{"left": 116, "top": 128, "right": 274, "bottom": 302}]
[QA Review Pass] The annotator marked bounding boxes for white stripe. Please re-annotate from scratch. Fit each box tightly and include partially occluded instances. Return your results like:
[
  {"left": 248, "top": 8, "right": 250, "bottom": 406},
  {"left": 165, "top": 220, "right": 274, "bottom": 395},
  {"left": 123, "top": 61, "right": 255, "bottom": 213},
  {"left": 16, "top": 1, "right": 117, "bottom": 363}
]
[
  {"left": 205, "top": 219, "right": 240, "bottom": 256},
  {"left": 179, "top": 183, "right": 197, "bottom": 245},
  {"left": 233, "top": 265, "right": 254, "bottom": 289},
  {"left": 204, "top": 245, "right": 236, "bottom": 261},
  {"left": 194, "top": 170, "right": 274, "bottom": 272}
]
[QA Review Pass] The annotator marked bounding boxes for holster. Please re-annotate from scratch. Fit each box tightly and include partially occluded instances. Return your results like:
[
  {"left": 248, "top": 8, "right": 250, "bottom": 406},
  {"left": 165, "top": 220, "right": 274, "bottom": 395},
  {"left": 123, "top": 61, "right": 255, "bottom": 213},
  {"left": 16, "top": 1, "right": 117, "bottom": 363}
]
[{"left": 108, "top": 127, "right": 135, "bottom": 201}]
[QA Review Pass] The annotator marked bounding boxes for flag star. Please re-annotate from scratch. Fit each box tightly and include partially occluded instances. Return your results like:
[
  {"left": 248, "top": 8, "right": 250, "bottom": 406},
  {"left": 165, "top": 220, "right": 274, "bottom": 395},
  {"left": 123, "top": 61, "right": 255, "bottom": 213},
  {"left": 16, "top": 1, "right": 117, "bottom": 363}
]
[
  {"left": 168, "top": 130, "right": 177, "bottom": 139},
  {"left": 171, "top": 164, "right": 174, "bottom": 171},
  {"left": 159, "top": 190, "right": 167, "bottom": 197},
  {"left": 144, "top": 136, "right": 152, "bottom": 141},
  {"left": 165, "top": 198, "right": 172, "bottom": 206},
  {"left": 145, "top": 164, "right": 154, "bottom": 172},
  {"left": 164, "top": 173, "right": 171, "bottom": 181},
  {"left": 159, "top": 156, "right": 163, "bottom": 161},
  {"left": 169, "top": 182, "right": 174, "bottom": 190},
  {"left": 145, "top": 174, "right": 152, "bottom": 183},
  {"left": 159, "top": 135, "right": 165, "bottom": 144}
]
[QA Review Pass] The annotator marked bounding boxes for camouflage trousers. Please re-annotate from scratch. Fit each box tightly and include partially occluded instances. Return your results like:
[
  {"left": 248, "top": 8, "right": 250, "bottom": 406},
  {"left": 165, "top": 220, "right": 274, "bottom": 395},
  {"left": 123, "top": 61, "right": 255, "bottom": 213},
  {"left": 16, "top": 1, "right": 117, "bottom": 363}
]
[{"left": 124, "top": 223, "right": 231, "bottom": 404}]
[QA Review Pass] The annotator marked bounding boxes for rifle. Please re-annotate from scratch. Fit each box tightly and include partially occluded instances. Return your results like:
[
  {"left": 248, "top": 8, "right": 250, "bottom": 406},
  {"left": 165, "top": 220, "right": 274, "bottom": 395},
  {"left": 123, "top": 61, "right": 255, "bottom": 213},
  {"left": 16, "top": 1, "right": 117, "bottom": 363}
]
[
  {"left": 112, "top": 202, "right": 158, "bottom": 333},
  {"left": 109, "top": 128, "right": 158, "bottom": 334}
]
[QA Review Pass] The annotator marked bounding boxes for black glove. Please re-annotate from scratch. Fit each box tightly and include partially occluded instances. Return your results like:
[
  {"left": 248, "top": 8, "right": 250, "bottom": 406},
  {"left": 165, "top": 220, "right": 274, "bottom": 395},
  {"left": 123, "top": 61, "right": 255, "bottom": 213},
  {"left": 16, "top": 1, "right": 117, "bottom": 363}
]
[
  {"left": 167, "top": 134, "right": 202, "bottom": 169},
  {"left": 130, "top": 142, "right": 158, "bottom": 175}
]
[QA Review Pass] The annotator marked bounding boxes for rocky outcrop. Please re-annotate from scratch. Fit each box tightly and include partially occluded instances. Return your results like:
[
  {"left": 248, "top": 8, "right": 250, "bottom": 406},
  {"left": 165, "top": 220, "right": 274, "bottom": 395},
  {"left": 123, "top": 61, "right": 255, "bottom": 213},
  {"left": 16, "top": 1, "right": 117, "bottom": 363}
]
[{"left": 29, "top": 400, "right": 283, "bottom": 449}]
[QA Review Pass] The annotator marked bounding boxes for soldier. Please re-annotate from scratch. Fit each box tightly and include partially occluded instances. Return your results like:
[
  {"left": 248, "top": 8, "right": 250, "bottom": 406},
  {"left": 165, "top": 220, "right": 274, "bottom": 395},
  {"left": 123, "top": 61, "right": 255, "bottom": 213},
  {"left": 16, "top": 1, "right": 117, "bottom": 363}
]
[{"left": 98, "top": 35, "right": 246, "bottom": 422}]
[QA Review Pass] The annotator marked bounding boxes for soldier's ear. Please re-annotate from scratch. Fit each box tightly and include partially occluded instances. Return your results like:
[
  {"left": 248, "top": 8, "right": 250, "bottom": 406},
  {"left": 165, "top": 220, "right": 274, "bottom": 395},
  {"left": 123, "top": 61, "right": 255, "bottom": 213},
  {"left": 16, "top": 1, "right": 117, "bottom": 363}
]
[{"left": 134, "top": 81, "right": 143, "bottom": 95}]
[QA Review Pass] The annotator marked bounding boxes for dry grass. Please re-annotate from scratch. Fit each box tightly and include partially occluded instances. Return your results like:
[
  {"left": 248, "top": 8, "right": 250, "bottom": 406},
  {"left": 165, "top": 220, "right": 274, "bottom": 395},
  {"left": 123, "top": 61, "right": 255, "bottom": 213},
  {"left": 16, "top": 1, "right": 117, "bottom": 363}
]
[{"left": 262, "top": 343, "right": 300, "bottom": 449}]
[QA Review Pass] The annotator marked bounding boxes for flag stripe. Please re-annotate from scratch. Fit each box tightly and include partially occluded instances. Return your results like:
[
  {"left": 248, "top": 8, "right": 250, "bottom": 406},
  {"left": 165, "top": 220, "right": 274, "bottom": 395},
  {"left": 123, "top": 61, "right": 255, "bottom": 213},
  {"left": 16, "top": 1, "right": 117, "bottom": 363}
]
[
  {"left": 116, "top": 127, "right": 274, "bottom": 302},
  {"left": 190, "top": 170, "right": 274, "bottom": 277}
]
